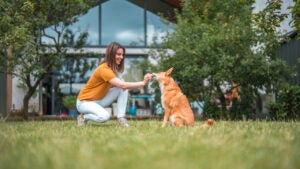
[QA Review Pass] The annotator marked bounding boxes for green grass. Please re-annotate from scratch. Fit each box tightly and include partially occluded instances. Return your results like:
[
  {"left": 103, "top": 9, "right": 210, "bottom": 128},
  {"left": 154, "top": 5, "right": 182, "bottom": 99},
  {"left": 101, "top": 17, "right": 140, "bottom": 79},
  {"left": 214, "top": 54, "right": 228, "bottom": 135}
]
[{"left": 0, "top": 120, "right": 299, "bottom": 169}]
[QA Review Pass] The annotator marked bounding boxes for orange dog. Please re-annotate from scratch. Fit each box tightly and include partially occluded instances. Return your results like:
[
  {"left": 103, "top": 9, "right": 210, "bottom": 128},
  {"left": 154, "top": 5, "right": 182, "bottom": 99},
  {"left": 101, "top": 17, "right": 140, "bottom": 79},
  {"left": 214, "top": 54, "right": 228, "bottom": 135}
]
[{"left": 152, "top": 67, "right": 194, "bottom": 127}]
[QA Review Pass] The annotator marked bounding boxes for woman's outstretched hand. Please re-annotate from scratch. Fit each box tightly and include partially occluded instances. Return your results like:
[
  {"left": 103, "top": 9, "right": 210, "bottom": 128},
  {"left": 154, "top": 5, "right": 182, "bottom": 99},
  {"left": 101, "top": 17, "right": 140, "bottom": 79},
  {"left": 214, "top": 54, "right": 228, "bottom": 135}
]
[{"left": 143, "top": 73, "right": 152, "bottom": 85}]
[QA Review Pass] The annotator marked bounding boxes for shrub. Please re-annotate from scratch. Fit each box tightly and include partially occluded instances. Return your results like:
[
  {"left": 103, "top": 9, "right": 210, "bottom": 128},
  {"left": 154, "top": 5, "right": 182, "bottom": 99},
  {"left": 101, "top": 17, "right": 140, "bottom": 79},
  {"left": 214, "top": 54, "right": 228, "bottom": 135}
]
[
  {"left": 269, "top": 84, "right": 300, "bottom": 120},
  {"left": 62, "top": 95, "right": 77, "bottom": 109},
  {"left": 203, "top": 102, "right": 222, "bottom": 120}
]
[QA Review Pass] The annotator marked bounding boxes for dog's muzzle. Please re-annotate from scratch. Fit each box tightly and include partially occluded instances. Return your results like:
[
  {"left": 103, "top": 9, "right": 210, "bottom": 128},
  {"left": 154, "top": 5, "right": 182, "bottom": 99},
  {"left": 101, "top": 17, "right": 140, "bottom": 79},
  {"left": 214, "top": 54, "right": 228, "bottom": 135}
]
[{"left": 151, "top": 73, "right": 156, "bottom": 79}]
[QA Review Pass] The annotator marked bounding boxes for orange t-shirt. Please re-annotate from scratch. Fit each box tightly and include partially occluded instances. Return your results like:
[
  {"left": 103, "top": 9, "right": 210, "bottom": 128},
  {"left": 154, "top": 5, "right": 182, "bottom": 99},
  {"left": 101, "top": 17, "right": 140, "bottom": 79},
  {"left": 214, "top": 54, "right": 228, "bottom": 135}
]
[{"left": 77, "top": 63, "right": 116, "bottom": 101}]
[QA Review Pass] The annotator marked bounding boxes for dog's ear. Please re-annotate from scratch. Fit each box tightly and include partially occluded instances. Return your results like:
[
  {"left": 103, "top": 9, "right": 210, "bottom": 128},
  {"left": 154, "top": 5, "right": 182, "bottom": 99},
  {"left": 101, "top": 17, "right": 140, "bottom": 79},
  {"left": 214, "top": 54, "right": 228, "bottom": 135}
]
[{"left": 166, "top": 67, "right": 174, "bottom": 76}]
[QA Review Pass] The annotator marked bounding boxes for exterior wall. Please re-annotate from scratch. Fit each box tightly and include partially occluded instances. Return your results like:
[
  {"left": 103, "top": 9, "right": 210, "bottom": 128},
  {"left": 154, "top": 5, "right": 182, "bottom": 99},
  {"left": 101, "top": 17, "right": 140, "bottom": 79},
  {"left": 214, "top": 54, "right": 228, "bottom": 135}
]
[
  {"left": 12, "top": 77, "right": 39, "bottom": 113},
  {"left": 279, "top": 33, "right": 300, "bottom": 84}
]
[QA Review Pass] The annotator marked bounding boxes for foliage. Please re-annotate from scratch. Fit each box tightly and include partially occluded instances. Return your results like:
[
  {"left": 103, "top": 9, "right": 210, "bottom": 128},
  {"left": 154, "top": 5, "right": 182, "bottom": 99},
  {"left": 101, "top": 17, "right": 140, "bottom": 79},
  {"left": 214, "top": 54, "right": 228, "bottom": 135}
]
[
  {"left": 148, "top": 0, "right": 294, "bottom": 119},
  {"left": 290, "top": 0, "right": 300, "bottom": 37},
  {"left": 62, "top": 95, "right": 77, "bottom": 108},
  {"left": 269, "top": 84, "right": 300, "bottom": 120},
  {"left": 0, "top": 0, "right": 98, "bottom": 118},
  {"left": 202, "top": 102, "right": 222, "bottom": 119},
  {"left": 0, "top": 120, "right": 299, "bottom": 169}
]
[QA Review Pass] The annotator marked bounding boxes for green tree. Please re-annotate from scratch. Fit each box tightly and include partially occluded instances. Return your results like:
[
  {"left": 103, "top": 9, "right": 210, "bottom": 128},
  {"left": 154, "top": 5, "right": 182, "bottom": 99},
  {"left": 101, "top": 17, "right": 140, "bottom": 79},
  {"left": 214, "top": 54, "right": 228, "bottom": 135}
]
[
  {"left": 290, "top": 0, "right": 300, "bottom": 36},
  {"left": 0, "top": 0, "right": 97, "bottom": 119},
  {"left": 151, "top": 0, "right": 293, "bottom": 119}
]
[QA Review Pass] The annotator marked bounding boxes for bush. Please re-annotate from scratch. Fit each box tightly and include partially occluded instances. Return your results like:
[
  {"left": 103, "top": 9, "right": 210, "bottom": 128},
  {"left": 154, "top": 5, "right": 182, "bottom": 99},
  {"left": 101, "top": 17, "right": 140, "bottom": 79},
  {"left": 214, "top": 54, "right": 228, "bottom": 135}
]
[
  {"left": 269, "top": 84, "right": 300, "bottom": 120},
  {"left": 203, "top": 102, "right": 222, "bottom": 120},
  {"left": 62, "top": 95, "right": 77, "bottom": 109}
]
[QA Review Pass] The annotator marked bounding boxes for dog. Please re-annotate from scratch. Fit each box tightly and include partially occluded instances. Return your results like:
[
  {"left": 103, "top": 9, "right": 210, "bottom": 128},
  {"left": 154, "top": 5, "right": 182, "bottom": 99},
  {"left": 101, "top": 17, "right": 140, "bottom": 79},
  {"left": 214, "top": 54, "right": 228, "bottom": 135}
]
[{"left": 151, "top": 67, "right": 195, "bottom": 127}]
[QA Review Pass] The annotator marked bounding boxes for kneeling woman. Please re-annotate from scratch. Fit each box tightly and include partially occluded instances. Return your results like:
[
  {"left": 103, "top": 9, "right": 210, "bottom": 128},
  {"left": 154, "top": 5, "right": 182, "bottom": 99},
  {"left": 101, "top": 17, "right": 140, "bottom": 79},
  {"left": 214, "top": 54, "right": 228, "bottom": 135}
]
[{"left": 76, "top": 42, "right": 151, "bottom": 127}]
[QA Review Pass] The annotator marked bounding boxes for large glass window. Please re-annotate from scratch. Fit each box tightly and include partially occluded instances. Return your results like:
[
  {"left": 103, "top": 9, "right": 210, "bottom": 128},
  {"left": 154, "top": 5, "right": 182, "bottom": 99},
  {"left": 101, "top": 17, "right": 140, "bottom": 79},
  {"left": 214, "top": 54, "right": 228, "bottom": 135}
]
[
  {"left": 147, "top": 11, "right": 173, "bottom": 45},
  {"left": 122, "top": 56, "right": 146, "bottom": 82},
  {"left": 101, "top": 0, "right": 144, "bottom": 46},
  {"left": 57, "top": 55, "right": 146, "bottom": 95},
  {"left": 41, "top": 0, "right": 174, "bottom": 47},
  {"left": 57, "top": 56, "right": 99, "bottom": 94},
  {"left": 70, "top": 6, "right": 100, "bottom": 46},
  {"left": 41, "top": 6, "right": 99, "bottom": 46}
]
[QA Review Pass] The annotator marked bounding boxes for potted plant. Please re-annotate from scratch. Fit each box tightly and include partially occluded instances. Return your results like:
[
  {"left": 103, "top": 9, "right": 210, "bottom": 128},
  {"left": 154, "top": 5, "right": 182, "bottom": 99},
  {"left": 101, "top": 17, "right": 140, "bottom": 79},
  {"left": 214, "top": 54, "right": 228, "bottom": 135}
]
[{"left": 62, "top": 95, "right": 77, "bottom": 117}]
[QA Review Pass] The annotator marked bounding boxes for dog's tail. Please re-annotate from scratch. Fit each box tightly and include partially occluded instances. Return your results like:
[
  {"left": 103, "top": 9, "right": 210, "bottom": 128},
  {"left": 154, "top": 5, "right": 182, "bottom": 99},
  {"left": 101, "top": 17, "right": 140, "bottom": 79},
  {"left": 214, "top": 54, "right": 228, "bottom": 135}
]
[{"left": 202, "top": 118, "right": 215, "bottom": 127}]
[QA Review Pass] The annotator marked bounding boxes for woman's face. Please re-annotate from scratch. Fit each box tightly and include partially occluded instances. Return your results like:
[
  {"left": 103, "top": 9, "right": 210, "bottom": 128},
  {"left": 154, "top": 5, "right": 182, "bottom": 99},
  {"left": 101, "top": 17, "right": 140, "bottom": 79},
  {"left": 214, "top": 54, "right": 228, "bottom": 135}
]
[{"left": 115, "top": 48, "right": 124, "bottom": 65}]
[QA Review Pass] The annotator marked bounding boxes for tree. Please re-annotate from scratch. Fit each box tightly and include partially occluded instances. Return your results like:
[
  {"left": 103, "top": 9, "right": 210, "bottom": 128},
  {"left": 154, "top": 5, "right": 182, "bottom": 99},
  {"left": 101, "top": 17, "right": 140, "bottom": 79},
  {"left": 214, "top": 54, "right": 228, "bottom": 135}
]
[
  {"left": 151, "top": 0, "right": 293, "bottom": 119},
  {"left": 0, "top": 0, "right": 98, "bottom": 119},
  {"left": 290, "top": 0, "right": 300, "bottom": 37}
]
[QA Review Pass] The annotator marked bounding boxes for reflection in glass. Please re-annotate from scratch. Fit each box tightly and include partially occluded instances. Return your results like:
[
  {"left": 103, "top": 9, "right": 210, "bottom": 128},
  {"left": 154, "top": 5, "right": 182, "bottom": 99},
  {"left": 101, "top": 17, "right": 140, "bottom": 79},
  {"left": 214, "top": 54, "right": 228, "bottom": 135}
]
[
  {"left": 41, "top": 6, "right": 99, "bottom": 46},
  {"left": 58, "top": 57, "right": 98, "bottom": 94},
  {"left": 57, "top": 56, "right": 146, "bottom": 94},
  {"left": 42, "top": 1, "right": 174, "bottom": 47},
  {"left": 147, "top": 10, "right": 174, "bottom": 45},
  {"left": 70, "top": 6, "right": 99, "bottom": 46},
  {"left": 101, "top": 0, "right": 144, "bottom": 46},
  {"left": 122, "top": 56, "right": 146, "bottom": 82}
]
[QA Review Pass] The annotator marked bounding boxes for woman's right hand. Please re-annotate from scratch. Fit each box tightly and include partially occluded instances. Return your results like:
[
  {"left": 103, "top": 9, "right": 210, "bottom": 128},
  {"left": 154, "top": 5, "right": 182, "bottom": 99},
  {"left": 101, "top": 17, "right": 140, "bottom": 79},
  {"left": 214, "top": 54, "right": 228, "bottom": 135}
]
[{"left": 143, "top": 73, "right": 152, "bottom": 85}]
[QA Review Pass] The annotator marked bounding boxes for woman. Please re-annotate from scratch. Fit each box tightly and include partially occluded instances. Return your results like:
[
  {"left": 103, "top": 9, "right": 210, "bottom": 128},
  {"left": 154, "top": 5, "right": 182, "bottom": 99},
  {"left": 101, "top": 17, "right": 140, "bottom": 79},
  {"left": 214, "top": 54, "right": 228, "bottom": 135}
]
[{"left": 76, "top": 42, "right": 152, "bottom": 127}]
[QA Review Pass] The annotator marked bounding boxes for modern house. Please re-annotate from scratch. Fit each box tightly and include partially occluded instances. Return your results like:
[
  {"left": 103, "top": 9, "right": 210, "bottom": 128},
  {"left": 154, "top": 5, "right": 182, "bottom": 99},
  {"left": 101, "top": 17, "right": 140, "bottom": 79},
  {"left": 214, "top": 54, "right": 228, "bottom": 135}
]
[
  {"left": 1, "top": 0, "right": 181, "bottom": 116},
  {"left": 0, "top": 0, "right": 297, "bottom": 117}
]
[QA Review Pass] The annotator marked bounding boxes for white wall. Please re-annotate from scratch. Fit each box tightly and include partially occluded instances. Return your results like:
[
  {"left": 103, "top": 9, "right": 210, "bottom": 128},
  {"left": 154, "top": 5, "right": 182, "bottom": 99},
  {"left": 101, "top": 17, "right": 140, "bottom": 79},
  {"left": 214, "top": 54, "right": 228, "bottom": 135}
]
[{"left": 12, "top": 77, "right": 39, "bottom": 113}]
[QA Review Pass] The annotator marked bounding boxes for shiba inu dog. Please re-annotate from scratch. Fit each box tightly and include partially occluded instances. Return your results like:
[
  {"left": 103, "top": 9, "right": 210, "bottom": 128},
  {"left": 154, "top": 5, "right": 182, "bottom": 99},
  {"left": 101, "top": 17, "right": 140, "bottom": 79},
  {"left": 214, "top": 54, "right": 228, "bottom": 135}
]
[{"left": 151, "top": 67, "right": 194, "bottom": 127}]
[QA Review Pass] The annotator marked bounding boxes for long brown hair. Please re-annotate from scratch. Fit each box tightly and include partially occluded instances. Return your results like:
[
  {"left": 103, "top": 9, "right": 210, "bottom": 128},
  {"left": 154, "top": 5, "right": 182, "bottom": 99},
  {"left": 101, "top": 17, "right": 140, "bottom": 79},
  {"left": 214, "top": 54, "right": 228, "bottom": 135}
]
[{"left": 99, "top": 42, "right": 125, "bottom": 73}]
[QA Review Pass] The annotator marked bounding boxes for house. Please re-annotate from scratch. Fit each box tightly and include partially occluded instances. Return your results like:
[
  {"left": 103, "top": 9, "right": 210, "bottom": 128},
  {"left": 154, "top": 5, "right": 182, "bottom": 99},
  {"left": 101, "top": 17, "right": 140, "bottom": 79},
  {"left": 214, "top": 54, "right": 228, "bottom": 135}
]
[
  {"left": 0, "top": 0, "right": 296, "bottom": 117},
  {"left": 0, "top": 0, "right": 181, "bottom": 116}
]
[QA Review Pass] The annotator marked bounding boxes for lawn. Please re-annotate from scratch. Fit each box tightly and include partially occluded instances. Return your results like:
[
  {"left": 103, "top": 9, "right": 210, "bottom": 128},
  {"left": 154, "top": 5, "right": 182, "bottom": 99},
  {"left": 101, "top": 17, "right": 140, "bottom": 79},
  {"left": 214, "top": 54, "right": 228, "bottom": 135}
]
[{"left": 0, "top": 119, "right": 299, "bottom": 169}]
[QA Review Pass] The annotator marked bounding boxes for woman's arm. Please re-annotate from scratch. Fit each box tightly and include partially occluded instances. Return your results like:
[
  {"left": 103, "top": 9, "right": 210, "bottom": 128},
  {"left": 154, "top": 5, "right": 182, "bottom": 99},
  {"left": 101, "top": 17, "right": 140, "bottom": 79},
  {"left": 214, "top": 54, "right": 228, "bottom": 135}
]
[{"left": 109, "top": 73, "right": 152, "bottom": 90}]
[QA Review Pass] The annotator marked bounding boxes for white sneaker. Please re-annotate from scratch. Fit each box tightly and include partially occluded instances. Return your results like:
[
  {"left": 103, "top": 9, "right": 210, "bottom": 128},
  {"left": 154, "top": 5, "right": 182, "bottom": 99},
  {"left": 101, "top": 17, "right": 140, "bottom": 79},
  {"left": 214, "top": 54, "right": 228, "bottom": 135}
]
[
  {"left": 77, "top": 114, "right": 87, "bottom": 126},
  {"left": 117, "top": 117, "right": 129, "bottom": 127}
]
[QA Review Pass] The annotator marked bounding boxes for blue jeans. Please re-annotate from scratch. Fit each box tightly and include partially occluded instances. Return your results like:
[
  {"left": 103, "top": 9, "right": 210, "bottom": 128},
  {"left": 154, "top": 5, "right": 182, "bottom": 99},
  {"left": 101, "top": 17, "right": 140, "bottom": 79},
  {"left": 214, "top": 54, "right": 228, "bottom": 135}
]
[{"left": 76, "top": 87, "right": 128, "bottom": 122}]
